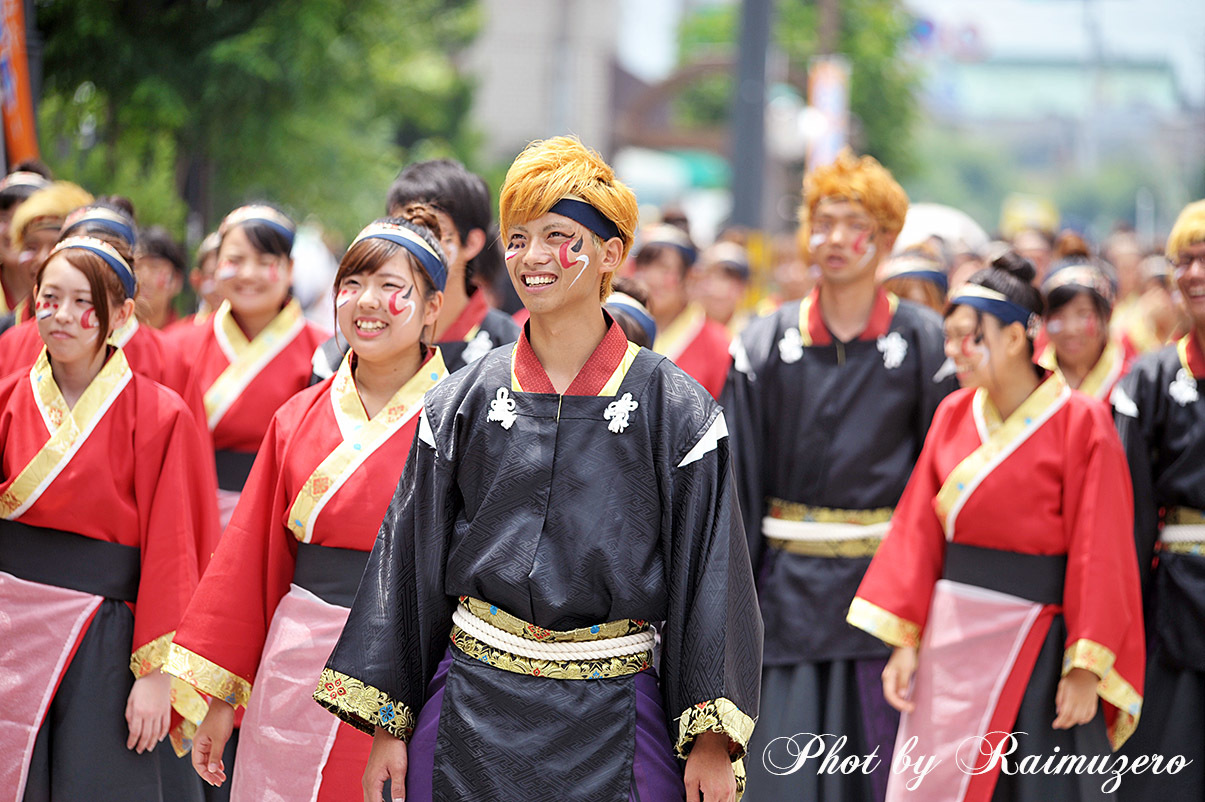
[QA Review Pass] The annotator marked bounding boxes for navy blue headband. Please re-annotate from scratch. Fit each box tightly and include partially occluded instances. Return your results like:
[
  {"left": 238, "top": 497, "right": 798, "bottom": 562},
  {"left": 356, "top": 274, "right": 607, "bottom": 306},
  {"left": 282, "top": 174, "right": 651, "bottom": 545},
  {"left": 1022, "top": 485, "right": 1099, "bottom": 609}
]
[
  {"left": 888, "top": 267, "right": 948, "bottom": 293},
  {"left": 62, "top": 209, "right": 137, "bottom": 249},
  {"left": 950, "top": 284, "right": 1033, "bottom": 328},
  {"left": 52, "top": 237, "right": 137, "bottom": 298},
  {"left": 351, "top": 222, "right": 447, "bottom": 291},
  {"left": 222, "top": 205, "right": 296, "bottom": 250},
  {"left": 605, "top": 294, "right": 657, "bottom": 345},
  {"left": 549, "top": 198, "right": 622, "bottom": 242}
]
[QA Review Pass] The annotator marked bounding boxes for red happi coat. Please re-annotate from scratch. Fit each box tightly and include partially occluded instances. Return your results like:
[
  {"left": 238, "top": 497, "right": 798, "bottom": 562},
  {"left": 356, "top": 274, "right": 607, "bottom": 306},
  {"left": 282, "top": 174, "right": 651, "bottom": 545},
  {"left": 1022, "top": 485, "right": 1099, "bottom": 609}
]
[
  {"left": 652, "top": 303, "right": 731, "bottom": 399},
  {"left": 168, "top": 349, "right": 447, "bottom": 802},
  {"left": 0, "top": 348, "right": 220, "bottom": 788},
  {"left": 848, "top": 375, "right": 1144, "bottom": 801}
]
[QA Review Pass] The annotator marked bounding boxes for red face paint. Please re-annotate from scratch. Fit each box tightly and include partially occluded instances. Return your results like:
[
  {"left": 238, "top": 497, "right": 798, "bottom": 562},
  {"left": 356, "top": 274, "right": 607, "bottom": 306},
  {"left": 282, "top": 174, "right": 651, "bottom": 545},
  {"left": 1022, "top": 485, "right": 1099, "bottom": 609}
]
[
  {"left": 35, "top": 300, "right": 58, "bottom": 320},
  {"left": 558, "top": 241, "right": 574, "bottom": 271},
  {"left": 267, "top": 264, "right": 280, "bottom": 283},
  {"left": 852, "top": 231, "right": 870, "bottom": 255},
  {"left": 387, "top": 286, "right": 416, "bottom": 323},
  {"left": 960, "top": 334, "right": 976, "bottom": 358},
  {"left": 336, "top": 287, "right": 356, "bottom": 308},
  {"left": 1083, "top": 316, "right": 1099, "bottom": 338},
  {"left": 80, "top": 308, "right": 98, "bottom": 329}
]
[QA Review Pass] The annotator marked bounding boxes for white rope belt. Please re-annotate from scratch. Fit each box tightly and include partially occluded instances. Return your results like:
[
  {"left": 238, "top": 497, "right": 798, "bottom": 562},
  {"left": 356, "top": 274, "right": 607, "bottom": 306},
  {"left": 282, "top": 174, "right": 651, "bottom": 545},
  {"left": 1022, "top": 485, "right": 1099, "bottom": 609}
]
[
  {"left": 762, "top": 517, "right": 892, "bottom": 542},
  {"left": 1161, "top": 524, "right": 1205, "bottom": 543},
  {"left": 451, "top": 605, "right": 656, "bottom": 662}
]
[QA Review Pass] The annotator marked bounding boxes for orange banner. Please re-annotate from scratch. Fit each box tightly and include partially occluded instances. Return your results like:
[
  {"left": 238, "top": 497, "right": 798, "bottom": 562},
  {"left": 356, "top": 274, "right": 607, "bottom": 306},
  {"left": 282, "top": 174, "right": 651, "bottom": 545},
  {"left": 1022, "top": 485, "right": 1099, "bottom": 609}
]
[{"left": 1, "top": 0, "right": 39, "bottom": 166}]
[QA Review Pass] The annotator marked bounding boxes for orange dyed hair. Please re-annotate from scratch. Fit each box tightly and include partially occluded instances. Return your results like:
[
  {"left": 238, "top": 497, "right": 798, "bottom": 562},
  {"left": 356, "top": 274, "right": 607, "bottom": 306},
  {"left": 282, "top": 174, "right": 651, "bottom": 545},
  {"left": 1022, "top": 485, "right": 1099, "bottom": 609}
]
[
  {"left": 797, "top": 149, "right": 908, "bottom": 260},
  {"left": 1167, "top": 199, "right": 1205, "bottom": 263},
  {"left": 499, "top": 136, "right": 638, "bottom": 300}
]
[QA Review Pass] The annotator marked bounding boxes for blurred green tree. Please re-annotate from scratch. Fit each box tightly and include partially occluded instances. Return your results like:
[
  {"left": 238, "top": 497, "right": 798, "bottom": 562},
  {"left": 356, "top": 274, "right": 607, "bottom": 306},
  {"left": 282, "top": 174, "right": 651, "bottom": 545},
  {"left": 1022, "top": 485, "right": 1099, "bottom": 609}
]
[
  {"left": 35, "top": 0, "right": 480, "bottom": 241},
  {"left": 676, "top": 0, "right": 919, "bottom": 177}
]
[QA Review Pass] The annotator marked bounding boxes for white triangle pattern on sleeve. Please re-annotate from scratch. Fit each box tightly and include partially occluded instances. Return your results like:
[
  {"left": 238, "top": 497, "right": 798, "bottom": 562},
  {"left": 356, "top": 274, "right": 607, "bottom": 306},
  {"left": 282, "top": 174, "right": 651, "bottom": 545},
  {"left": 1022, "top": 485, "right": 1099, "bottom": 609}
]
[
  {"left": 418, "top": 408, "right": 436, "bottom": 447},
  {"left": 1111, "top": 384, "right": 1139, "bottom": 418},
  {"left": 677, "top": 412, "right": 729, "bottom": 468}
]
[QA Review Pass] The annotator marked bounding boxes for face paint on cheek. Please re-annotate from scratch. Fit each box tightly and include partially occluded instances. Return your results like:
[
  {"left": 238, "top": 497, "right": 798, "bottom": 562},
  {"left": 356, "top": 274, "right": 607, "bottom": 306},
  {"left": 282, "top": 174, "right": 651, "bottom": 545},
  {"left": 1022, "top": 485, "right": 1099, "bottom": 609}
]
[
  {"left": 216, "top": 261, "right": 237, "bottom": 281},
  {"left": 505, "top": 249, "right": 520, "bottom": 261},
  {"left": 387, "top": 286, "right": 416, "bottom": 325},
  {"left": 335, "top": 287, "right": 355, "bottom": 308},
  {"left": 855, "top": 243, "right": 877, "bottom": 270},
  {"left": 35, "top": 300, "right": 57, "bottom": 320},
  {"left": 564, "top": 238, "right": 591, "bottom": 289},
  {"left": 808, "top": 233, "right": 825, "bottom": 251},
  {"left": 852, "top": 231, "right": 870, "bottom": 254},
  {"left": 1046, "top": 319, "right": 1064, "bottom": 335},
  {"left": 80, "top": 308, "right": 99, "bottom": 329},
  {"left": 1083, "top": 316, "right": 1099, "bottom": 338},
  {"left": 267, "top": 264, "right": 281, "bottom": 283}
]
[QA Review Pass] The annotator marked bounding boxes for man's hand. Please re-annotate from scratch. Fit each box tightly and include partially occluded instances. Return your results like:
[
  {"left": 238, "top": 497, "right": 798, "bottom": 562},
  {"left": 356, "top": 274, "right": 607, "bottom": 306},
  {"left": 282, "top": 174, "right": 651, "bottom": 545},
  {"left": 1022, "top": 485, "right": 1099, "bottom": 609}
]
[
  {"left": 684, "top": 730, "right": 736, "bottom": 802},
  {"left": 1053, "top": 667, "right": 1099, "bottom": 730},
  {"left": 363, "top": 727, "right": 408, "bottom": 802}
]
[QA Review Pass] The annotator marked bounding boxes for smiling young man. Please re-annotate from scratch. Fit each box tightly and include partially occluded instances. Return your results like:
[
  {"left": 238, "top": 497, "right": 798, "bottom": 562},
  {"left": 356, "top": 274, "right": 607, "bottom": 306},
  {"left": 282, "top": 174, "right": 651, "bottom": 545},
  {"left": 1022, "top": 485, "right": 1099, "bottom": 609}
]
[
  {"left": 316, "top": 136, "right": 762, "bottom": 802},
  {"left": 724, "top": 150, "right": 957, "bottom": 802},
  {"left": 1112, "top": 199, "right": 1205, "bottom": 798}
]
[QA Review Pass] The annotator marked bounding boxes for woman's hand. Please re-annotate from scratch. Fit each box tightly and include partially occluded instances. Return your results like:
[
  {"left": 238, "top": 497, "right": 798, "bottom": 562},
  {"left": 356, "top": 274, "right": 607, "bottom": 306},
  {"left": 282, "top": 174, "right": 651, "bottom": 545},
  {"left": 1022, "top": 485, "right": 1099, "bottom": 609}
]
[
  {"left": 1053, "top": 667, "right": 1099, "bottom": 729},
  {"left": 683, "top": 730, "right": 737, "bottom": 802},
  {"left": 882, "top": 645, "right": 918, "bottom": 713},
  {"left": 125, "top": 669, "right": 172, "bottom": 754},
  {"left": 192, "top": 698, "right": 236, "bottom": 786},
  {"left": 364, "top": 727, "right": 408, "bottom": 802}
]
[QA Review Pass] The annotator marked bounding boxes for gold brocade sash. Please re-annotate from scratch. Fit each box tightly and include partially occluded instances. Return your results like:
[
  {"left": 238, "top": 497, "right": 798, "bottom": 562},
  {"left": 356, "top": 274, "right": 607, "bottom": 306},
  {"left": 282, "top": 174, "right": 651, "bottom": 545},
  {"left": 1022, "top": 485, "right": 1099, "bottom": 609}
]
[
  {"left": 285, "top": 349, "right": 448, "bottom": 543},
  {"left": 1038, "top": 340, "right": 1123, "bottom": 400},
  {"left": 203, "top": 299, "right": 306, "bottom": 430},
  {"left": 935, "top": 375, "right": 1070, "bottom": 539},
  {"left": 0, "top": 349, "right": 132, "bottom": 519},
  {"left": 654, "top": 303, "right": 706, "bottom": 361}
]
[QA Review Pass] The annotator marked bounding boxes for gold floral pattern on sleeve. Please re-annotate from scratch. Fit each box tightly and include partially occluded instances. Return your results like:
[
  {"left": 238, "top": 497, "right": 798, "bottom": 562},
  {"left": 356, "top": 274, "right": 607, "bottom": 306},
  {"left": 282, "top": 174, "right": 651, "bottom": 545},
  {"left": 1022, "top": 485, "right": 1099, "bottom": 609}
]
[
  {"left": 164, "top": 642, "right": 253, "bottom": 709},
  {"left": 1061, "top": 638, "right": 1142, "bottom": 750},
  {"left": 675, "top": 697, "right": 756, "bottom": 762},
  {"left": 129, "top": 631, "right": 175, "bottom": 677},
  {"left": 846, "top": 597, "right": 921, "bottom": 649},
  {"left": 1061, "top": 638, "right": 1117, "bottom": 679},
  {"left": 313, "top": 667, "right": 416, "bottom": 742}
]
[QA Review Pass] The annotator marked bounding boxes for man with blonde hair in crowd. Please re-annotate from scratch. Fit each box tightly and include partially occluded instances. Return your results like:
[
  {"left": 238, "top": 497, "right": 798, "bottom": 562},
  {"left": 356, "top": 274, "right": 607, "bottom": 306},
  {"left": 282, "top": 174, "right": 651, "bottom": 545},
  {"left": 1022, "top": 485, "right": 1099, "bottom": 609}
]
[
  {"left": 316, "top": 136, "right": 762, "bottom": 802},
  {"left": 725, "top": 149, "right": 957, "bottom": 801},
  {"left": 1113, "top": 198, "right": 1205, "bottom": 799}
]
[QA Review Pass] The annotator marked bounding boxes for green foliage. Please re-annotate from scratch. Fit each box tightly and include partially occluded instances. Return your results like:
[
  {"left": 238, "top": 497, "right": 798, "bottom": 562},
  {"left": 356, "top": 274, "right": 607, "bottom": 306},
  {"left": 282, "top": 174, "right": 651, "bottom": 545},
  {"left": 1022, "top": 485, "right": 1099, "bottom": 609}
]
[
  {"left": 35, "top": 0, "right": 481, "bottom": 241},
  {"left": 674, "top": 0, "right": 920, "bottom": 177}
]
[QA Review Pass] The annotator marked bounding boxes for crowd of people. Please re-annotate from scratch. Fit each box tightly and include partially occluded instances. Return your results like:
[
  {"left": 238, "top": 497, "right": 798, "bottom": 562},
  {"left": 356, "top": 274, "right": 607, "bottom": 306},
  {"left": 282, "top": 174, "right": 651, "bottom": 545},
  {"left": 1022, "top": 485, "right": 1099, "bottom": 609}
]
[{"left": 0, "top": 138, "right": 1201, "bottom": 802}]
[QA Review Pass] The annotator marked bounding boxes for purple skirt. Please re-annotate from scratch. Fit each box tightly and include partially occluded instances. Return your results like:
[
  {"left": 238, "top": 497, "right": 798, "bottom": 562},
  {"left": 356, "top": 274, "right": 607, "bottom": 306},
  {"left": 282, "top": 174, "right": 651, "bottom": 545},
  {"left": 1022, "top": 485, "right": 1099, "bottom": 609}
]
[{"left": 405, "top": 647, "right": 685, "bottom": 802}]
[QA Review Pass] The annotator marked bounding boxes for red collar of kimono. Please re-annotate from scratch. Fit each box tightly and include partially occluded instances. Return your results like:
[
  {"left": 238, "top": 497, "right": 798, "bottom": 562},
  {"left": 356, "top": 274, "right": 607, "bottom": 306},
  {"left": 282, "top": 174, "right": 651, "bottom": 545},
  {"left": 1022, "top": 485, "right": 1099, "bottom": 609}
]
[
  {"left": 441, "top": 290, "right": 489, "bottom": 343},
  {"left": 1180, "top": 330, "right": 1205, "bottom": 379},
  {"left": 514, "top": 314, "right": 630, "bottom": 395},
  {"left": 802, "top": 286, "right": 896, "bottom": 346}
]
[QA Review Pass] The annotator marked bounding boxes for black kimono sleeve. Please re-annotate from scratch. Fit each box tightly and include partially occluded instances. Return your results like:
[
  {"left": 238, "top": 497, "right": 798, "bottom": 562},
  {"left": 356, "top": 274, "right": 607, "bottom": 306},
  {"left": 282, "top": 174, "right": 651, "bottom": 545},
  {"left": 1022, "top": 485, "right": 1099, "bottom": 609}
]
[
  {"left": 1113, "top": 356, "right": 1164, "bottom": 596},
  {"left": 658, "top": 397, "right": 763, "bottom": 765},
  {"left": 313, "top": 409, "right": 458, "bottom": 740},
  {"left": 720, "top": 313, "right": 778, "bottom": 572}
]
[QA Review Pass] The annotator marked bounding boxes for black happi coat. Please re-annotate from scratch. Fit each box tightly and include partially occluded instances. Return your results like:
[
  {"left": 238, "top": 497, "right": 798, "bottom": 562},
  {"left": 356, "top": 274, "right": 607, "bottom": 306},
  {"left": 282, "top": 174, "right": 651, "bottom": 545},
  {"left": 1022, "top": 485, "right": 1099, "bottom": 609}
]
[
  {"left": 724, "top": 295, "right": 956, "bottom": 665},
  {"left": 319, "top": 344, "right": 761, "bottom": 800}
]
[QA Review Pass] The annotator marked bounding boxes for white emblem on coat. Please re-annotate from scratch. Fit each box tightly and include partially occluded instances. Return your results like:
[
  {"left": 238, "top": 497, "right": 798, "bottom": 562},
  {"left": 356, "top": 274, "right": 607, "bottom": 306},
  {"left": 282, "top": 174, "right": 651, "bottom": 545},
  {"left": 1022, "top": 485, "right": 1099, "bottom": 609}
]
[
  {"left": 1111, "top": 384, "right": 1139, "bottom": 418},
  {"left": 462, "top": 330, "right": 493, "bottom": 364},
  {"left": 778, "top": 327, "right": 804, "bottom": 364},
  {"left": 1169, "top": 368, "right": 1199, "bottom": 406},
  {"left": 876, "top": 331, "right": 908, "bottom": 369},
  {"left": 604, "top": 392, "right": 639, "bottom": 433},
  {"left": 487, "top": 387, "right": 518, "bottom": 429}
]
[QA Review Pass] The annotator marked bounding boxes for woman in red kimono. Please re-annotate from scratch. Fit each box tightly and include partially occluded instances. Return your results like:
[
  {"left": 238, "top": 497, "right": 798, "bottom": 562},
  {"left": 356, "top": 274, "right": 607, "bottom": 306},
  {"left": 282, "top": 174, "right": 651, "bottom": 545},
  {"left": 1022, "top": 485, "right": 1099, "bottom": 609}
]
[
  {"left": 846, "top": 252, "right": 1144, "bottom": 801},
  {"left": 165, "top": 209, "right": 449, "bottom": 801},
  {"left": 1037, "top": 256, "right": 1134, "bottom": 404},
  {"left": 175, "top": 205, "right": 328, "bottom": 527},
  {"left": 0, "top": 237, "right": 218, "bottom": 802}
]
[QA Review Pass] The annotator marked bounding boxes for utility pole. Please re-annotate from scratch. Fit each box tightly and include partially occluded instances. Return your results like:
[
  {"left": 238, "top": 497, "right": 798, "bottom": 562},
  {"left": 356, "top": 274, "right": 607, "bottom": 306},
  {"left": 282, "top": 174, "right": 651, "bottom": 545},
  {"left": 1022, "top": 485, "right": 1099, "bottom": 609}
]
[{"left": 728, "top": 0, "right": 773, "bottom": 228}]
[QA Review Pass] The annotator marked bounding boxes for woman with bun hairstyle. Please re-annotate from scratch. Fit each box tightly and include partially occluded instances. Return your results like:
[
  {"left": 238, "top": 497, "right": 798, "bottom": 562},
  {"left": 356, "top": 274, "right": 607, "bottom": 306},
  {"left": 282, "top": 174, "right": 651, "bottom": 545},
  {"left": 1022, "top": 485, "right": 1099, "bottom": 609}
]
[
  {"left": 1038, "top": 254, "right": 1133, "bottom": 403},
  {"left": 0, "top": 236, "right": 218, "bottom": 801},
  {"left": 176, "top": 205, "right": 328, "bottom": 527},
  {"left": 846, "top": 252, "right": 1145, "bottom": 801},
  {"left": 166, "top": 208, "right": 449, "bottom": 802}
]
